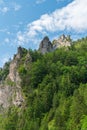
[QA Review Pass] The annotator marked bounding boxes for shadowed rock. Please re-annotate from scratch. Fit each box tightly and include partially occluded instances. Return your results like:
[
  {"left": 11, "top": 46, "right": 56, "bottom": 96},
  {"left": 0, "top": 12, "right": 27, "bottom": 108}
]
[
  {"left": 39, "top": 35, "right": 72, "bottom": 54},
  {"left": 39, "top": 36, "right": 53, "bottom": 54}
]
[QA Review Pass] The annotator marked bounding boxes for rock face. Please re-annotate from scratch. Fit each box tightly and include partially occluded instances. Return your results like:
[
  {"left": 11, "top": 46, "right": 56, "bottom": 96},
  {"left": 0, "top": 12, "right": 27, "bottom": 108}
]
[
  {"left": 0, "top": 84, "right": 23, "bottom": 111},
  {"left": 39, "top": 35, "right": 72, "bottom": 54},
  {"left": 25, "top": 52, "right": 32, "bottom": 66},
  {"left": 0, "top": 47, "right": 24, "bottom": 112},
  {"left": 7, "top": 55, "right": 21, "bottom": 86},
  {"left": 39, "top": 36, "right": 53, "bottom": 54},
  {"left": 53, "top": 34, "right": 72, "bottom": 49},
  {"left": 0, "top": 35, "right": 72, "bottom": 112},
  {"left": 0, "top": 85, "right": 11, "bottom": 110}
]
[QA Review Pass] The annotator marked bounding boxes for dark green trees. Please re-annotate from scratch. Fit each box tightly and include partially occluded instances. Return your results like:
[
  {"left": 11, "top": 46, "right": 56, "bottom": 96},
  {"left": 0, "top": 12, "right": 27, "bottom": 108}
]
[{"left": 1, "top": 37, "right": 87, "bottom": 130}]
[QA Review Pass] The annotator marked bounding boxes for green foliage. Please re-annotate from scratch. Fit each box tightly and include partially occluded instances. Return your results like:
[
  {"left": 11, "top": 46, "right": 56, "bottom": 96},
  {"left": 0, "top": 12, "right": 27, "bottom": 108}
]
[
  {"left": 4, "top": 107, "right": 19, "bottom": 130},
  {"left": 6, "top": 79, "right": 16, "bottom": 86},
  {"left": 0, "top": 61, "right": 10, "bottom": 81},
  {"left": 18, "top": 65, "right": 27, "bottom": 76},
  {"left": 1, "top": 37, "right": 87, "bottom": 130},
  {"left": 81, "top": 115, "right": 87, "bottom": 130},
  {"left": 29, "top": 49, "right": 43, "bottom": 62}
]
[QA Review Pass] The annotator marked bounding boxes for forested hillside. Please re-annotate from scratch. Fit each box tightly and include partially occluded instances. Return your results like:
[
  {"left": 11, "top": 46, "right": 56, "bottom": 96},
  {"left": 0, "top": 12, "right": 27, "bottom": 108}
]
[{"left": 0, "top": 37, "right": 87, "bottom": 130}]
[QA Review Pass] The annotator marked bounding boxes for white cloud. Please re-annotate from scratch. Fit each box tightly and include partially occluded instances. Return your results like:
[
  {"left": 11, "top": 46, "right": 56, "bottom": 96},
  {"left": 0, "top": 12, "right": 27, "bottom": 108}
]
[
  {"left": 29, "top": 0, "right": 87, "bottom": 34},
  {"left": 15, "top": 0, "right": 87, "bottom": 46},
  {"left": 2, "top": 0, "right": 85, "bottom": 48},
  {"left": 0, "top": 1, "right": 9, "bottom": 14},
  {"left": 1, "top": 7, "right": 9, "bottom": 13},
  {"left": 4, "top": 38, "right": 10, "bottom": 43},
  {"left": 0, "top": 1, "right": 21, "bottom": 14},
  {"left": 17, "top": 31, "right": 25, "bottom": 45},
  {"left": 36, "top": 0, "right": 46, "bottom": 4},
  {"left": 1, "top": 54, "right": 10, "bottom": 66}
]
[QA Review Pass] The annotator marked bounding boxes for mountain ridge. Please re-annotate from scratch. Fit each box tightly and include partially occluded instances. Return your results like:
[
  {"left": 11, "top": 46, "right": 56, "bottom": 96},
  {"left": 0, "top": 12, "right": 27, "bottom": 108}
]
[
  {"left": 39, "top": 34, "right": 72, "bottom": 54},
  {"left": 0, "top": 34, "right": 72, "bottom": 111},
  {"left": 0, "top": 35, "right": 87, "bottom": 130}
]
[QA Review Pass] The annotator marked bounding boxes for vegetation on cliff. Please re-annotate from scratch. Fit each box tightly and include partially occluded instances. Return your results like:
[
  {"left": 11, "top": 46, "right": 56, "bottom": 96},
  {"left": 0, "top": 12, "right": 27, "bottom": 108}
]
[{"left": 0, "top": 37, "right": 87, "bottom": 130}]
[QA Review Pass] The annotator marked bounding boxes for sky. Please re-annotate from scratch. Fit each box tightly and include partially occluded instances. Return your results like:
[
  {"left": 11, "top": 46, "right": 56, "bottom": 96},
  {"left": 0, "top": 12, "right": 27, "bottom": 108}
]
[{"left": 0, "top": 0, "right": 87, "bottom": 67}]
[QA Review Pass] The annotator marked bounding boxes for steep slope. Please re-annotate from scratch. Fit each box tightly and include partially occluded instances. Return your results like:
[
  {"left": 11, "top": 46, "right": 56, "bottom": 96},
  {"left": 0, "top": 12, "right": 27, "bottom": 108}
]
[
  {"left": 0, "top": 36, "right": 87, "bottom": 130},
  {"left": 0, "top": 47, "right": 25, "bottom": 111}
]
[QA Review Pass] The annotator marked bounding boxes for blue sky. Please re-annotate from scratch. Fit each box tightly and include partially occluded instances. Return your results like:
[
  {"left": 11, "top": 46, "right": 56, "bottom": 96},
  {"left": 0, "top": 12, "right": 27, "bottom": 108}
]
[{"left": 0, "top": 0, "right": 87, "bottom": 67}]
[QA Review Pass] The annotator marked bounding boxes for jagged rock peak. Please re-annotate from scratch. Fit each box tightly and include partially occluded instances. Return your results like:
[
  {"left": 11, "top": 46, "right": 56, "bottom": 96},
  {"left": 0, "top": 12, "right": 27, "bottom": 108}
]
[
  {"left": 53, "top": 34, "right": 72, "bottom": 49},
  {"left": 43, "top": 36, "right": 49, "bottom": 41},
  {"left": 13, "top": 46, "right": 27, "bottom": 60},
  {"left": 24, "top": 52, "right": 32, "bottom": 68},
  {"left": 18, "top": 46, "right": 23, "bottom": 55},
  {"left": 0, "top": 46, "right": 25, "bottom": 111},
  {"left": 59, "top": 34, "right": 71, "bottom": 42},
  {"left": 39, "top": 36, "right": 53, "bottom": 54},
  {"left": 14, "top": 46, "right": 23, "bottom": 59},
  {"left": 39, "top": 34, "right": 72, "bottom": 54}
]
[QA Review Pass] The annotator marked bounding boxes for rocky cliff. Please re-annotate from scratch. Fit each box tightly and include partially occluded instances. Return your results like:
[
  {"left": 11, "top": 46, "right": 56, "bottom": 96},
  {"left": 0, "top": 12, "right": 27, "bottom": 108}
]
[
  {"left": 39, "top": 34, "right": 72, "bottom": 54},
  {"left": 0, "top": 47, "right": 24, "bottom": 112},
  {"left": 53, "top": 34, "right": 72, "bottom": 49},
  {"left": 39, "top": 36, "right": 53, "bottom": 54},
  {"left": 0, "top": 34, "right": 72, "bottom": 112}
]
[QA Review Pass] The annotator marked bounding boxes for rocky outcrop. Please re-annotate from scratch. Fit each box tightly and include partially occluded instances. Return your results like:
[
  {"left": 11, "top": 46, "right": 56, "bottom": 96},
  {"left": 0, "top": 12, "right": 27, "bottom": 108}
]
[
  {"left": 0, "top": 84, "right": 24, "bottom": 111},
  {"left": 25, "top": 52, "right": 32, "bottom": 66},
  {"left": 39, "top": 35, "right": 72, "bottom": 54},
  {"left": 39, "top": 36, "right": 53, "bottom": 54},
  {"left": 0, "top": 47, "right": 24, "bottom": 112},
  {"left": 7, "top": 47, "right": 23, "bottom": 87},
  {"left": 0, "top": 35, "right": 72, "bottom": 112},
  {"left": 53, "top": 34, "right": 72, "bottom": 49},
  {"left": 0, "top": 85, "right": 11, "bottom": 110}
]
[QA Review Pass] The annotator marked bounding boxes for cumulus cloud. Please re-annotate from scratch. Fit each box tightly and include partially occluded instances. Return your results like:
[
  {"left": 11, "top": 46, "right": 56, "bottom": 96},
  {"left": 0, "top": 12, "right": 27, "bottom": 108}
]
[
  {"left": 29, "top": 0, "right": 87, "bottom": 33},
  {"left": 15, "top": 0, "right": 87, "bottom": 46}
]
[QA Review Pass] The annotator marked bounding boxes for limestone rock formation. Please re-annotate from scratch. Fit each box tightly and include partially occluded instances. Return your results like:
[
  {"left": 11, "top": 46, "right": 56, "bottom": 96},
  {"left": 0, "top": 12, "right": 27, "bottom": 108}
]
[
  {"left": 7, "top": 47, "right": 23, "bottom": 87},
  {"left": 39, "top": 35, "right": 72, "bottom": 54},
  {"left": 0, "top": 34, "right": 72, "bottom": 112},
  {"left": 53, "top": 34, "right": 72, "bottom": 49},
  {"left": 25, "top": 52, "right": 32, "bottom": 65},
  {"left": 0, "top": 47, "right": 24, "bottom": 112},
  {"left": 0, "top": 85, "right": 11, "bottom": 110},
  {"left": 39, "top": 36, "right": 53, "bottom": 54},
  {"left": 0, "top": 84, "right": 24, "bottom": 111}
]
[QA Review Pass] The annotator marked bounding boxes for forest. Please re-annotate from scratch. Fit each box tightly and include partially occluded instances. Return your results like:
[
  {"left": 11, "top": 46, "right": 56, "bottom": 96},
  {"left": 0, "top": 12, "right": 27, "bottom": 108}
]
[{"left": 0, "top": 37, "right": 87, "bottom": 130}]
